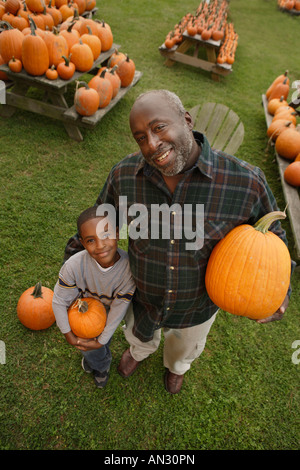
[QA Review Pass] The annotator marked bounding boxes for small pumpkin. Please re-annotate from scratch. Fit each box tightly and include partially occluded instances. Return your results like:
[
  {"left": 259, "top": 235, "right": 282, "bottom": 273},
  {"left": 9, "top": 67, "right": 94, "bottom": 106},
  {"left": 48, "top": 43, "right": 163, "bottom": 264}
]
[
  {"left": 8, "top": 55, "right": 22, "bottom": 72},
  {"left": 267, "top": 96, "right": 288, "bottom": 115},
  {"left": 17, "top": 282, "right": 55, "bottom": 330},
  {"left": 68, "top": 297, "right": 106, "bottom": 339},
  {"left": 74, "top": 80, "right": 100, "bottom": 116},
  {"left": 57, "top": 53, "right": 75, "bottom": 80},
  {"left": 284, "top": 161, "right": 300, "bottom": 187},
  {"left": 46, "top": 64, "right": 58, "bottom": 79},
  {"left": 267, "top": 119, "right": 295, "bottom": 142},
  {"left": 205, "top": 210, "right": 291, "bottom": 320}
]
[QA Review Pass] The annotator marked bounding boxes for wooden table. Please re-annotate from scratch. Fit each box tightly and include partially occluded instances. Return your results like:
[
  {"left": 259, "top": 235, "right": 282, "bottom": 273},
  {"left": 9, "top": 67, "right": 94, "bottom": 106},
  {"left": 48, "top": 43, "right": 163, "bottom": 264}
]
[
  {"left": 0, "top": 44, "right": 142, "bottom": 142},
  {"left": 262, "top": 94, "right": 300, "bottom": 260},
  {"left": 159, "top": 31, "right": 232, "bottom": 81}
]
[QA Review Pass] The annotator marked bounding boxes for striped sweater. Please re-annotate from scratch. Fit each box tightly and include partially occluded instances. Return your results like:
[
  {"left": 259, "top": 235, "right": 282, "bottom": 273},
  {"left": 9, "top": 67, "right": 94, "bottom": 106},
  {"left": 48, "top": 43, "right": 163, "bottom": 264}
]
[{"left": 52, "top": 248, "right": 135, "bottom": 345}]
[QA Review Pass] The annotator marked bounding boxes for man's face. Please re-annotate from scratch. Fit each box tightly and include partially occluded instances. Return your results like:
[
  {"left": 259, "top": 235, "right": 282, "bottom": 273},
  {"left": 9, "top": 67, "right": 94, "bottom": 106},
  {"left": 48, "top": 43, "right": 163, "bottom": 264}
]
[{"left": 129, "top": 94, "right": 196, "bottom": 176}]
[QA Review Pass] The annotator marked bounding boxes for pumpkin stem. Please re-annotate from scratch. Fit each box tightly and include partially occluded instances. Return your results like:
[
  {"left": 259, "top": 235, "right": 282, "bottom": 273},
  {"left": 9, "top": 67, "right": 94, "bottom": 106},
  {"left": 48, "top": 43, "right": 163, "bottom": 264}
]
[
  {"left": 73, "top": 298, "right": 89, "bottom": 313},
  {"left": 254, "top": 209, "right": 287, "bottom": 234},
  {"left": 31, "top": 281, "right": 43, "bottom": 299}
]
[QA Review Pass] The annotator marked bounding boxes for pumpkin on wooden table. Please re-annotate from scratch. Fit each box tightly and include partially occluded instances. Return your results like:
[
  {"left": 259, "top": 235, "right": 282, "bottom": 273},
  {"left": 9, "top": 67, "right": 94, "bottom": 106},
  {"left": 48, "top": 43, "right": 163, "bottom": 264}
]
[
  {"left": 116, "top": 54, "right": 135, "bottom": 87},
  {"left": 43, "top": 27, "right": 68, "bottom": 67},
  {"left": 96, "top": 65, "right": 121, "bottom": 98},
  {"left": 88, "top": 68, "right": 113, "bottom": 108},
  {"left": 70, "top": 39, "right": 94, "bottom": 72},
  {"left": 94, "top": 19, "right": 113, "bottom": 51},
  {"left": 266, "top": 71, "right": 289, "bottom": 101},
  {"left": 275, "top": 127, "right": 300, "bottom": 160},
  {"left": 205, "top": 210, "right": 291, "bottom": 320},
  {"left": 80, "top": 25, "right": 101, "bottom": 60},
  {"left": 8, "top": 55, "right": 22, "bottom": 72},
  {"left": 0, "top": 20, "right": 24, "bottom": 63},
  {"left": 57, "top": 53, "right": 75, "bottom": 79},
  {"left": 5, "top": 0, "right": 20, "bottom": 15},
  {"left": 74, "top": 80, "right": 100, "bottom": 116},
  {"left": 22, "top": 17, "right": 49, "bottom": 75},
  {"left": 17, "top": 282, "right": 55, "bottom": 330},
  {"left": 68, "top": 297, "right": 106, "bottom": 339},
  {"left": 284, "top": 161, "right": 300, "bottom": 187},
  {"left": 59, "top": 21, "right": 80, "bottom": 52}
]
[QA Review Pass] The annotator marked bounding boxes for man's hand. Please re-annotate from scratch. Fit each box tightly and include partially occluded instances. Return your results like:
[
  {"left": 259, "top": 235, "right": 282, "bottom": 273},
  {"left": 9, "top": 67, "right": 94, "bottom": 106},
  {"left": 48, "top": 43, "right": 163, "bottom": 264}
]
[
  {"left": 256, "top": 294, "right": 289, "bottom": 324},
  {"left": 64, "top": 331, "right": 102, "bottom": 350}
]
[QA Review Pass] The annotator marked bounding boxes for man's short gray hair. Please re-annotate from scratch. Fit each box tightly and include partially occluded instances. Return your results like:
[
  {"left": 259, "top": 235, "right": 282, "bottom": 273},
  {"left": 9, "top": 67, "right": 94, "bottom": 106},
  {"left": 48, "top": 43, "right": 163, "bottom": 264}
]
[{"left": 134, "top": 89, "right": 186, "bottom": 117}]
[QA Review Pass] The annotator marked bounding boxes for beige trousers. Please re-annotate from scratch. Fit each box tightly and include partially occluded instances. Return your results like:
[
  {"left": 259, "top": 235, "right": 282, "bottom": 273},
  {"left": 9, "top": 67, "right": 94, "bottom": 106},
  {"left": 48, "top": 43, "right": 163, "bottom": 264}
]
[{"left": 122, "top": 305, "right": 217, "bottom": 375}]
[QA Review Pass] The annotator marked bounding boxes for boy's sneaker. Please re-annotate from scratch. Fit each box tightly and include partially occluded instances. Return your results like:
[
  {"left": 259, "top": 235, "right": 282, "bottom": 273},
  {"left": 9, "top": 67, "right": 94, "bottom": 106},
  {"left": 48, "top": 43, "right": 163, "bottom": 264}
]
[
  {"left": 93, "top": 370, "right": 109, "bottom": 389},
  {"left": 81, "top": 357, "right": 93, "bottom": 374}
]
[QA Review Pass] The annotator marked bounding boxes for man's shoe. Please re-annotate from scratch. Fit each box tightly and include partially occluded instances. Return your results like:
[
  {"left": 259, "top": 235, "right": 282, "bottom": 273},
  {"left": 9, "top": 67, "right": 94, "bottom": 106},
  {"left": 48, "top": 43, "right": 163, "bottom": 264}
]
[
  {"left": 117, "top": 348, "right": 141, "bottom": 378},
  {"left": 164, "top": 369, "right": 184, "bottom": 394}
]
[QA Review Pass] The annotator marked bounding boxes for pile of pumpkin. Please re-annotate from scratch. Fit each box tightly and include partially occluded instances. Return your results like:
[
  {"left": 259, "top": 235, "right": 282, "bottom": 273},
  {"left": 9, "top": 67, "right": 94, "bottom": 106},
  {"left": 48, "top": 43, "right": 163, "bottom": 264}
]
[
  {"left": 0, "top": 0, "right": 136, "bottom": 116},
  {"left": 163, "top": 0, "right": 238, "bottom": 66},
  {"left": 266, "top": 71, "right": 300, "bottom": 187},
  {"left": 278, "top": 0, "right": 300, "bottom": 11}
]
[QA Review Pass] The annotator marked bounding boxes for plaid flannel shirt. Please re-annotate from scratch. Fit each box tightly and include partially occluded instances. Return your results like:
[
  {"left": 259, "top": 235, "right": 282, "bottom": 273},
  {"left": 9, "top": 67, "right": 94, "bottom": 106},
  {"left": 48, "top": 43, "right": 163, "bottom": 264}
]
[{"left": 97, "top": 132, "right": 293, "bottom": 342}]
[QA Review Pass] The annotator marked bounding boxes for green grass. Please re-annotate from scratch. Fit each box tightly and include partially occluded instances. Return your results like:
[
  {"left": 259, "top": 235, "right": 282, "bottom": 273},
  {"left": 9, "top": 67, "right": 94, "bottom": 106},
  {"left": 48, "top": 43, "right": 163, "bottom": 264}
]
[{"left": 0, "top": 0, "right": 300, "bottom": 451}]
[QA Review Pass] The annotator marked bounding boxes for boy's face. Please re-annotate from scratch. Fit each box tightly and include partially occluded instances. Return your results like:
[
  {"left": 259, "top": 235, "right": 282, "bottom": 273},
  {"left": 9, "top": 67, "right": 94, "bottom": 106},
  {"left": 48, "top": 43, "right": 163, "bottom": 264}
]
[{"left": 79, "top": 217, "right": 119, "bottom": 268}]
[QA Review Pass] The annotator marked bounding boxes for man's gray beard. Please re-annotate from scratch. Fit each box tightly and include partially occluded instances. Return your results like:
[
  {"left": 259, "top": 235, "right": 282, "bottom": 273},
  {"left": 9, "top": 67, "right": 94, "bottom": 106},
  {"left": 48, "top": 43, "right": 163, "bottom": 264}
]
[{"left": 159, "top": 131, "right": 194, "bottom": 177}]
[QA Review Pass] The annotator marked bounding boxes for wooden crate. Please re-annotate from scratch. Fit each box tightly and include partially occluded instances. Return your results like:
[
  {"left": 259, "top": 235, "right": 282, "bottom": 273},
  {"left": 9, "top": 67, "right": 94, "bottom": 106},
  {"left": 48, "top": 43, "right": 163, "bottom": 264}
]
[{"left": 262, "top": 94, "right": 300, "bottom": 260}]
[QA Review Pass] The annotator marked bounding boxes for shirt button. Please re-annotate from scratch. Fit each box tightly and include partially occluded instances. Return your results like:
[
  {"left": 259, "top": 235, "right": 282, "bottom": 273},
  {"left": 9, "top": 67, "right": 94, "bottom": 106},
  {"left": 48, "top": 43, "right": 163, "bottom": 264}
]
[
  {"left": 168, "top": 290, "right": 173, "bottom": 293},
  {"left": 170, "top": 239, "right": 175, "bottom": 244},
  {"left": 172, "top": 211, "right": 176, "bottom": 216},
  {"left": 170, "top": 266, "right": 174, "bottom": 270},
  {"left": 166, "top": 307, "right": 170, "bottom": 311}
]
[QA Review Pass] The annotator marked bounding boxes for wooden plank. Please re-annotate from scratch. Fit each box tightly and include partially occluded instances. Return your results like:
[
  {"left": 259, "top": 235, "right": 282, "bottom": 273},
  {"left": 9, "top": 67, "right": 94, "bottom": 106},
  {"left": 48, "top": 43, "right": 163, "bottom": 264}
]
[
  {"left": 205, "top": 103, "right": 229, "bottom": 144},
  {"left": 193, "top": 102, "right": 216, "bottom": 134},
  {"left": 262, "top": 93, "right": 300, "bottom": 259},
  {"left": 212, "top": 109, "right": 239, "bottom": 150},
  {"left": 223, "top": 121, "right": 244, "bottom": 155}
]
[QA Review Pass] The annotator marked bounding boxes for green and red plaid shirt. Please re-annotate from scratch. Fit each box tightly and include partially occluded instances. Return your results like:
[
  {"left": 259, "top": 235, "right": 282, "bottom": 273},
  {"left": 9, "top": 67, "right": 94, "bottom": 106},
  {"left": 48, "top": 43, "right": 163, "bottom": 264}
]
[{"left": 97, "top": 132, "right": 292, "bottom": 342}]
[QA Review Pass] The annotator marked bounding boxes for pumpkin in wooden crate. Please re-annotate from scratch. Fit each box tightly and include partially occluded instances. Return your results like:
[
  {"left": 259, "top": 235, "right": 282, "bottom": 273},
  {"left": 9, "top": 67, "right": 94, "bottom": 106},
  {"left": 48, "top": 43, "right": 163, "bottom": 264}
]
[
  {"left": 17, "top": 282, "right": 55, "bottom": 330},
  {"left": 205, "top": 211, "right": 291, "bottom": 320},
  {"left": 68, "top": 297, "right": 107, "bottom": 339}
]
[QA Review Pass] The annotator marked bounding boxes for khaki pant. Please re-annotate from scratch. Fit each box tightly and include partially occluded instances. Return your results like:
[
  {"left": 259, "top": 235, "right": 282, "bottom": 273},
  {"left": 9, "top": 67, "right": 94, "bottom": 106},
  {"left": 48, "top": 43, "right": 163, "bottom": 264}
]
[{"left": 122, "top": 305, "right": 217, "bottom": 375}]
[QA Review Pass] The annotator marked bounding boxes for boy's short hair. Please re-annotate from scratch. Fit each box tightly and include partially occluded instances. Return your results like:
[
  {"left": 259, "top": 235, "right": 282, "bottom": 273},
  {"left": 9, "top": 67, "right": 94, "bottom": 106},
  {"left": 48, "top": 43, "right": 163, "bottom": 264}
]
[{"left": 77, "top": 206, "right": 117, "bottom": 238}]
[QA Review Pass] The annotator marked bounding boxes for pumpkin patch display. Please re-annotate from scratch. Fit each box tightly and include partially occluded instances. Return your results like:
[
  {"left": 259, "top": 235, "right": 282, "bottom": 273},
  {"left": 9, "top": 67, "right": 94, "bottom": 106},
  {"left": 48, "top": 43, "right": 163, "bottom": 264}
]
[
  {"left": 17, "top": 282, "right": 55, "bottom": 330},
  {"left": 205, "top": 211, "right": 291, "bottom": 320},
  {"left": 68, "top": 297, "right": 107, "bottom": 339}
]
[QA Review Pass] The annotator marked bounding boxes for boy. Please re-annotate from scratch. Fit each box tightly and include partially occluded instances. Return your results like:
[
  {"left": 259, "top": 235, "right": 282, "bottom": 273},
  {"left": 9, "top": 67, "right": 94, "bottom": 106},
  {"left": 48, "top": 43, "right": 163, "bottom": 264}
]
[{"left": 52, "top": 206, "right": 135, "bottom": 388}]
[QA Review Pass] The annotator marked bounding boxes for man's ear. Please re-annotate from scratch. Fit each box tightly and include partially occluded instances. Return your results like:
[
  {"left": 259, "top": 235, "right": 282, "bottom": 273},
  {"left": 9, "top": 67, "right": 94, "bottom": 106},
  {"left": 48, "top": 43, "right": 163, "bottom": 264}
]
[{"left": 184, "top": 111, "right": 194, "bottom": 131}]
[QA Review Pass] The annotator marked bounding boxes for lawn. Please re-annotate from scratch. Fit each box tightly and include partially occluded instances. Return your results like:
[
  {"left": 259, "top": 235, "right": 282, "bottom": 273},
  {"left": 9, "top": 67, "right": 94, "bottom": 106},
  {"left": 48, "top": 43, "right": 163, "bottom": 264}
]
[{"left": 0, "top": 0, "right": 299, "bottom": 451}]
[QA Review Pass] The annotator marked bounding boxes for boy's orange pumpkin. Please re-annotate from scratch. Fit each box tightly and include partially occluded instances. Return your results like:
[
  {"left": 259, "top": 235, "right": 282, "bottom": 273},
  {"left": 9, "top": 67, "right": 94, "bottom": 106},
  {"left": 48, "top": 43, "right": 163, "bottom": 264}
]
[
  {"left": 68, "top": 297, "right": 107, "bottom": 339},
  {"left": 205, "top": 211, "right": 291, "bottom": 320},
  {"left": 17, "top": 282, "right": 55, "bottom": 330}
]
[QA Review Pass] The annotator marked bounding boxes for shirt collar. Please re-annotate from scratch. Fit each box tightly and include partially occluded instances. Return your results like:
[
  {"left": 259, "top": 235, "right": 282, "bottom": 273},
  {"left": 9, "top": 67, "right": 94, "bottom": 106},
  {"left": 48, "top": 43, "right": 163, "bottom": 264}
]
[{"left": 134, "top": 131, "right": 214, "bottom": 179}]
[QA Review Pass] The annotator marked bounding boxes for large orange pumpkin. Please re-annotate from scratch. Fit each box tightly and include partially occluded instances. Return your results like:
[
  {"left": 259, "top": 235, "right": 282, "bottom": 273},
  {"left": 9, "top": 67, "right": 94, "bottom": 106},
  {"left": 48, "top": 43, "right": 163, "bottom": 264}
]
[
  {"left": 284, "top": 161, "right": 300, "bottom": 187},
  {"left": 275, "top": 127, "right": 300, "bottom": 161},
  {"left": 205, "top": 211, "right": 291, "bottom": 320},
  {"left": 68, "top": 297, "right": 107, "bottom": 339},
  {"left": 17, "top": 282, "right": 55, "bottom": 330}
]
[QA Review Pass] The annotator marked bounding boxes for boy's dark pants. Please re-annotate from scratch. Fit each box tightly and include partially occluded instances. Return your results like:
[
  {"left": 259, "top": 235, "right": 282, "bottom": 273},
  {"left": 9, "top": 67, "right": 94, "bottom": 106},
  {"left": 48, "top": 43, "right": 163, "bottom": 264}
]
[{"left": 81, "top": 338, "right": 112, "bottom": 373}]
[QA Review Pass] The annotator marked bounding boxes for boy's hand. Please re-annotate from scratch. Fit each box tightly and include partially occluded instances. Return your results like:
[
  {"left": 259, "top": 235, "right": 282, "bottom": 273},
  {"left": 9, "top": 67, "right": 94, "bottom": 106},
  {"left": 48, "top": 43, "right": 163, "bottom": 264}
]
[{"left": 75, "top": 337, "right": 103, "bottom": 351}]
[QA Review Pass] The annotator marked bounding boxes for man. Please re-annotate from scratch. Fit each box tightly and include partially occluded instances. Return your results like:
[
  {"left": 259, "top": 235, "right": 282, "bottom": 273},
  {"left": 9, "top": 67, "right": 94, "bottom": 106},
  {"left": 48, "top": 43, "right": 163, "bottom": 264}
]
[{"left": 65, "top": 90, "right": 294, "bottom": 394}]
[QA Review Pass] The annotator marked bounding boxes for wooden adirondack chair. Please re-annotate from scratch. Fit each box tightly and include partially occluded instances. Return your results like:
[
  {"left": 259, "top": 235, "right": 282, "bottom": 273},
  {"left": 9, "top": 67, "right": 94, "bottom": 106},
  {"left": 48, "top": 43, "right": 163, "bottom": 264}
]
[{"left": 189, "top": 102, "right": 244, "bottom": 155}]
